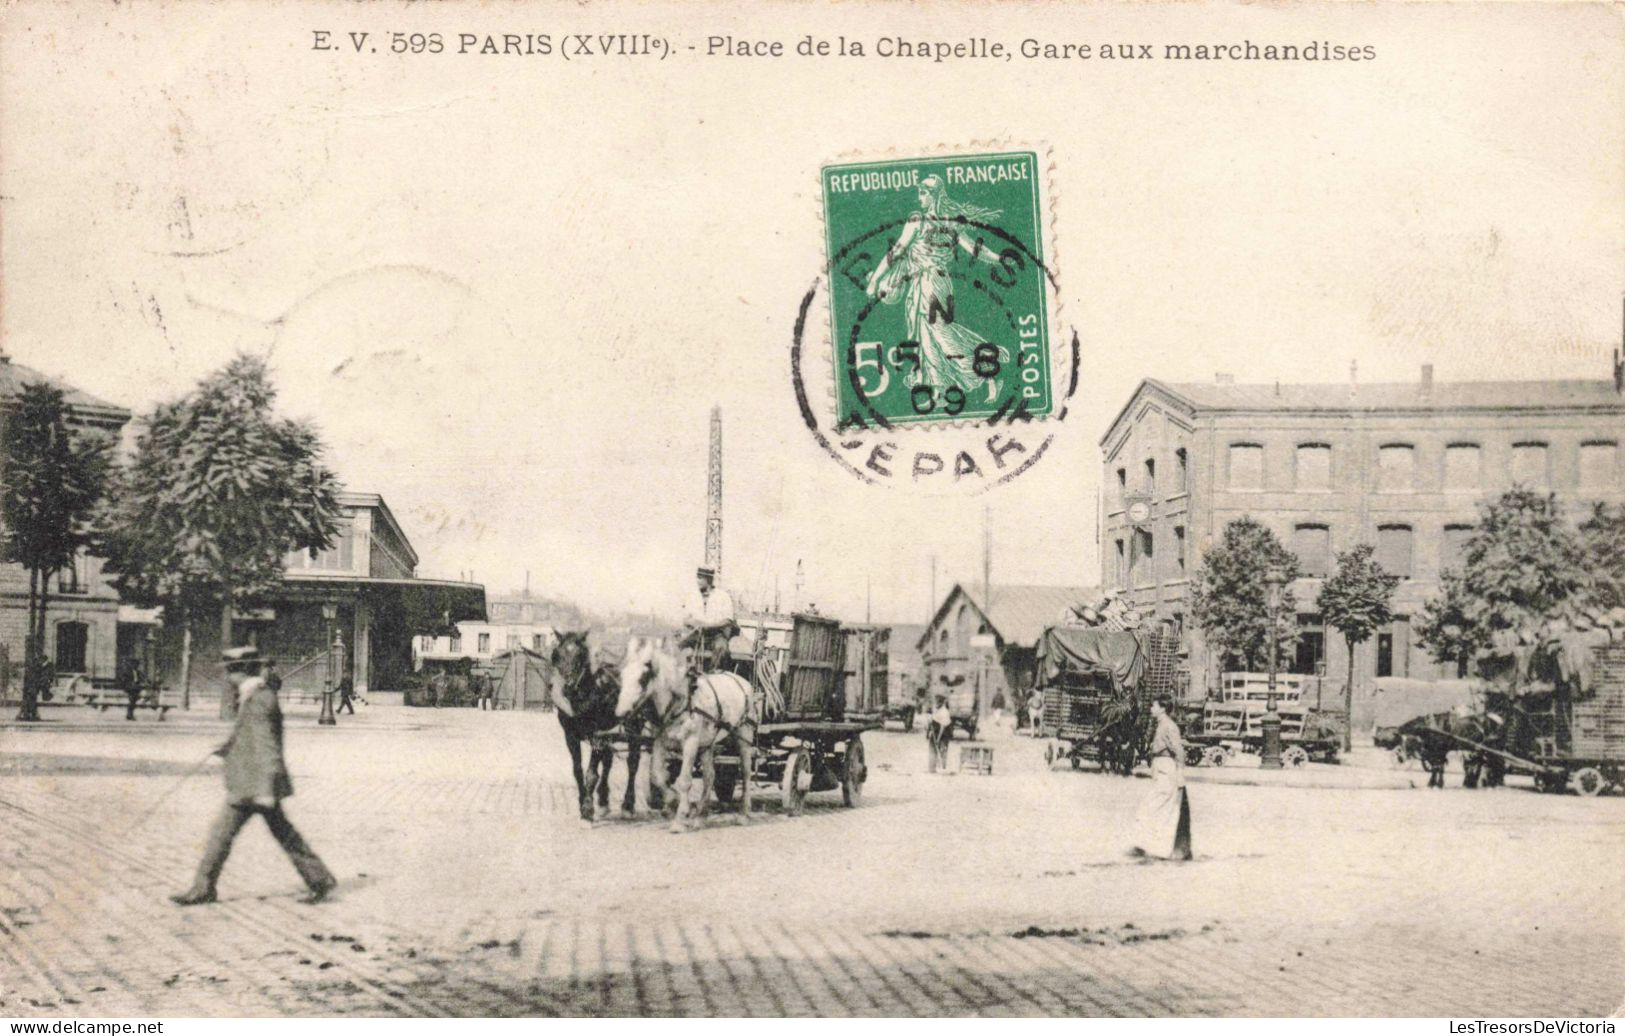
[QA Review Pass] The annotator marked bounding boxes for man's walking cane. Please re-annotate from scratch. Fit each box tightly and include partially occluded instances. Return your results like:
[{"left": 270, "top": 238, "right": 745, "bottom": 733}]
[{"left": 116, "top": 749, "right": 217, "bottom": 841}]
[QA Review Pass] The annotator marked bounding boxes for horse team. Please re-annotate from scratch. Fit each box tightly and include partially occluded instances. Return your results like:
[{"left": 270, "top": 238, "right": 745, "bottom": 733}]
[{"left": 550, "top": 631, "right": 759, "bottom": 833}]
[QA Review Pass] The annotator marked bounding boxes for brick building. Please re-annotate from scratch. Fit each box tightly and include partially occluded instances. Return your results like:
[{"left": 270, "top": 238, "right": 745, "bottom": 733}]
[
  {"left": 1098, "top": 363, "right": 1625, "bottom": 733},
  {"left": 0, "top": 355, "right": 131, "bottom": 698}
]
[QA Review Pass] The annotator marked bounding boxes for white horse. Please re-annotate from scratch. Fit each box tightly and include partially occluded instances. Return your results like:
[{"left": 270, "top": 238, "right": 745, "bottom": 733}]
[{"left": 617, "top": 641, "right": 757, "bottom": 833}]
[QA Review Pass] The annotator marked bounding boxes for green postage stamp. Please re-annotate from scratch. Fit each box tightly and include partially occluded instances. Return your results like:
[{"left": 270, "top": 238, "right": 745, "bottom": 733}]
[{"left": 821, "top": 150, "right": 1054, "bottom": 428}]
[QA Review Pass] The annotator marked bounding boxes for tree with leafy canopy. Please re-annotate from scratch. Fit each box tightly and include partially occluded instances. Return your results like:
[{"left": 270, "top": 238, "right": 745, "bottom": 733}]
[
  {"left": 0, "top": 382, "right": 113, "bottom": 721},
  {"left": 1317, "top": 543, "right": 1401, "bottom": 751},
  {"left": 1417, "top": 488, "right": 1586, "bottom": 679},
  {"left": 1578, "top": 502, "right": 1625, "bottom": 613},
  {"left": 1190, "top": 516, "right": 1301, "bottom": 675},
  {"left": 98, "top": 355, "right": 342, "bottom": 715}
]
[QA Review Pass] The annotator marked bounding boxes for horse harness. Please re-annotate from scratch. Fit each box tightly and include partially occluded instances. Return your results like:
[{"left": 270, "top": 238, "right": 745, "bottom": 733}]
[{"left": 647, "top": 666, "right": 759, "bottom": 749}]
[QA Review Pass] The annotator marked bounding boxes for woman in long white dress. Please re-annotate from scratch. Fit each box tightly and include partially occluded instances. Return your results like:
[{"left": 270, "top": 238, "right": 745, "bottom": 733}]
[
  {"left": 1133, "top": 698, "right": 1193, "bottom": 861},
  {"left": 863, "top": 175, "right": 1008, "bottom": 402}
]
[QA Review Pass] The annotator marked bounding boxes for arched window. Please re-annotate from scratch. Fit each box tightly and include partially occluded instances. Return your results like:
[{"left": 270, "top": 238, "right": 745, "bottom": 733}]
[
  {"left": 1377, "top": 444, "right": 1415, "bottom": 492},
  {"left": 1443, "top": 443, "right": 1481, "bottom": 492},
  {"left": 1292, "top": 524, "right": 1331, "bottom": 577},
  {"left": 1511, "top": 442, "right": 1549, "bottom": 487},
  {"left": 1295, "top": 444, "right": 1332, "bottom": 492},
  {"left": 1228, "top": 443, "right": 1263, "bottom": 491},
  {"left": 1376, "top": 524, "right": 1414, "bottom": 578}
]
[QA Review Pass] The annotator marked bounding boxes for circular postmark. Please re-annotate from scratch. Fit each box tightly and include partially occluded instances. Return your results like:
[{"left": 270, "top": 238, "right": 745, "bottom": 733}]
[{"left": 791, "top": 215, "right": 1079, "bottom": 495}]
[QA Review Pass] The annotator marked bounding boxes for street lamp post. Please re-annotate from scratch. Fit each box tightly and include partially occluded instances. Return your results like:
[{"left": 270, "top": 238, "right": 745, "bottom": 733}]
[
  {"left": 319, "top": 603, "right": 339, "bottom": 726},
  {"left": 1260, "top": 567, "right": 1286, "bottom": 769}
]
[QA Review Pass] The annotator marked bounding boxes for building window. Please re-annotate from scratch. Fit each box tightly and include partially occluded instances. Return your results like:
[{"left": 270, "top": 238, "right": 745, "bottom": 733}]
[
  {"left": 1295, "top": 444, "right": 1332, "bottom": 492},
  {"left": 1511, "top": 442, "right": 1549, "bottom": 487},
  {"left": 449, "top": 635, "right": 462, "bottom": 653},
  {"left": 1376, "top": 524, "right": 1414, "bottom": 578},
  {"left": 1377, "top": 444, "right": 1415, "bottom": 493},
  {"left": 1377, "top": 618, "right": 1410, "bottom": 678},
  {"left": 57, "top": 553, "right": 85, "bottom": 594},
  {"left": 1174, "top": 526, "right": 1187, "bottom": 576},
  {"left": 1132, "top": 528, "right": 1154, "bottom": 586},
  {"left": 1579, "top": 441, "right": 1617, "bottom": 491},
  {"left": 1228, "top": 443, "right": 1263, "bottom": 491},
  {"left": 1376, "top": 632, "right": 1394, "bottom": 678},
  {"left": 1175, "top": 448, "right": 1188, "bottom": 493},
  {"left": 55, "top": 621, "right": 90, "bottom": 673},
  {"left": 1143, "top": 458, "right": 1156, "bottom": 498},
  {"left": 1293, "top": 614, "right": 1326, "bottom": 676},
  {"left": 1115, "top": 467, "right": 1127, "bottom": 506},
  {"left": 1293, "top": 524, "right": 1331, "bottom": 578},
  {"left": 1441, "top": 524, "right": 1473, "bottom": 573},
  {"left": 419, "top": 635, "right": 434, "bottom": 652},
  {"left": 477, "top": 633, "right": 491, "bottom": 653},
  {"left": 1443, "top": 443, "right": 1481, "bottom": 492},
  {"left": 1114, "top": 539, "right": 1126, "bottom": 589},
  {"left": 532, "top": 634, "right": 544, "bottom": 651}
]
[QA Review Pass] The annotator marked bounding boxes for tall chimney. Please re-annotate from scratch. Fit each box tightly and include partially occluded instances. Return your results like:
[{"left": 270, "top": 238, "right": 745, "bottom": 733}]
[{"left": 1420, "top": 363, "right": 1434, "bottom": 401}]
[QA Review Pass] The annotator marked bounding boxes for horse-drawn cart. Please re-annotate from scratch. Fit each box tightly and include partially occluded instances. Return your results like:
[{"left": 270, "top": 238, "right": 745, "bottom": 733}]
[
  {"left": 713, "top": 612, "right": 879, "bottom": 813},
  {"left": 1397, "top": 640, "right": 1625, "bottom": 796},
  {"left": 1035, "top": 625, "right": 1180, "bottom": 773},
  {"left": 1180, "top": 673, "right": 1343, "bottom": 768}
]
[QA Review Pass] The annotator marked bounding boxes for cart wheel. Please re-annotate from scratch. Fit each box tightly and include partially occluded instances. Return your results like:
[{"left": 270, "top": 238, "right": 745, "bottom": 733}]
[
  {"left": 841, "top": 737, "right": 867, "bottom": 807},
  {"left": 1069, "top": 754, "right": 1082, "bottom": 770},
  {"left": 1203, "top": 745, "right": 1229, "bottom": 768},
  {"left": 1281, "top": 745, "right": 1309, "bottom": 769},
  {"left": 1185, "top": 745, "right": 1205, "bottom": 767},
  {"left": 782, "top": 747, "right": 810, "bottom": 816},
  {"left": 1572, "top": 767, "right": 1606, "bottom": 797}
]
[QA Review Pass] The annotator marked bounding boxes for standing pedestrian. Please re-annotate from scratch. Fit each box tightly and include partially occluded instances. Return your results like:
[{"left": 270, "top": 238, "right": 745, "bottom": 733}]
[
  {"left": 337, "top": 673, "right": 356, "bottom": 715},
  {"left": 262, "top": 658, "right": 282, "bottom": 691},
  {"left": 119, "top": 656, "right": 142, "bottom": 722},
  {"left": 170, "top": 646, "right": 336, "bottom": 906},
  {"left": 926, "top": 694, "right": 953, "bottom": 774},
  {"left": 1130, "top": 697, "right": 1193, "bottom": 861}
]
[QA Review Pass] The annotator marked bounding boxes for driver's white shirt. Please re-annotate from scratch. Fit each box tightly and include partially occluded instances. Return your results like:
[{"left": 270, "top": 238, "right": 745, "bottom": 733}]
[{"left": 682, "top": 587, "right": 737, "bottom": 628}]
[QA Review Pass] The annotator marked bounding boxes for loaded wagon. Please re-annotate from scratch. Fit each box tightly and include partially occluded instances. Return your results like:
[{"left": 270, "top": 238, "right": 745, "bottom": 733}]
[
  {"left": 1035, "top": 625, "right": 1182, "bottom": 773},
  {"left": 1404, "top": 639, "right": 1625, "bottom": 796},
  {"left": 1180, "top": 672, "right": 1343, "bottom": 767},
  {"left": 709, "top": 612, "right": 879, "bottom": 813}
]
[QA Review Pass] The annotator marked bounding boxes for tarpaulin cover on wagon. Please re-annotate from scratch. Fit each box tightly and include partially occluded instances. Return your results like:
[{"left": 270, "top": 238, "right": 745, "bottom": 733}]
[{"left": 1035, "top": 628, "right": 1148, "bottom": 691}]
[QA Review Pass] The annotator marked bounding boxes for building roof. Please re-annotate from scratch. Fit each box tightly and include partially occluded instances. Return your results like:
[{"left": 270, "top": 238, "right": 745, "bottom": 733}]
[
  {"left": 0, "top": 357, "right": 130, "bottom": 425},
  {"left": 1103, "top": 375, "right": 1625, "bottom": 445},
  {"left": 920, "top": 583, "right": 1098, "bottom": 651},
  {"left": 1160, "top": 378, "right": 1625, "bottom": 413}
]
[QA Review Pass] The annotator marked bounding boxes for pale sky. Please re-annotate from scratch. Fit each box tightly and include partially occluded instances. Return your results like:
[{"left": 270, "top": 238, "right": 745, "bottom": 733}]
[{"left": 3, "top": 1, "right": 1620, "bottom": 623}]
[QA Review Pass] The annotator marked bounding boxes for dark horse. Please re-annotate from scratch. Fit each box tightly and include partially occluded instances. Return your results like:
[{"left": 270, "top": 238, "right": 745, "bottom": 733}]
[{"left": 551, "top": 631, "right": 653, "bottom": 821}]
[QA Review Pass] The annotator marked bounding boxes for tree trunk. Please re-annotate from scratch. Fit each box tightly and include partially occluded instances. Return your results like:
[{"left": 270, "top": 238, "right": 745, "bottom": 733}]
[
  {"left": 17, "top": 567, "right": 40, "bottom": 722},
  {"left": 180, "top": 620, "right": 193, "bottom": 711},
  {"left": 1343, "top": 636, "right": 1357, "bottom": 753},
  {"left": 218, "top": 599, "right": 236, "bottom": 719}
]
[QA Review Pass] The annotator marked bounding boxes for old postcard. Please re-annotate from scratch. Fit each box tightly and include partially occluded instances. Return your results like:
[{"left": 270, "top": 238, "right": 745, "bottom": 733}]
[{"left": 0, "top": 0, "right": 1621, "bottom": 1022}]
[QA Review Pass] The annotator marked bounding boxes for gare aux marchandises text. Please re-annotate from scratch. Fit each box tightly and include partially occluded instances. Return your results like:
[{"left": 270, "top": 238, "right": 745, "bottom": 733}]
[{"left": 311, "top": 31, "right": 1378, "bottom": 63}]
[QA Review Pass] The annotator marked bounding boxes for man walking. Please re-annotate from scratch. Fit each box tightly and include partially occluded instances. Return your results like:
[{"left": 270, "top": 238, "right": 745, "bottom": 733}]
[
  {"left": 336, "top": 673, "right": 356, "bottom": 715},
  {"left": 171, "top": 647, "right": 336, "bottom": 906}
]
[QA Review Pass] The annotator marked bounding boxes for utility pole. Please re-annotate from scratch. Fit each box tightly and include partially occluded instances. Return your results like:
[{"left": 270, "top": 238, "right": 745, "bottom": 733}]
[
  {"left": 705, "top": 406, "right": 723, "bottom": 579},
  {"left": 982, "top": 505, "right": 992, "bottom": 609}
]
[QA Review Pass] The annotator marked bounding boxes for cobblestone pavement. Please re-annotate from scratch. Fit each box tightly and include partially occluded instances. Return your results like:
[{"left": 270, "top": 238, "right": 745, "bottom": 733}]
[{"left": 2, "top": 708, "right": 1622, "bottom": 1017}]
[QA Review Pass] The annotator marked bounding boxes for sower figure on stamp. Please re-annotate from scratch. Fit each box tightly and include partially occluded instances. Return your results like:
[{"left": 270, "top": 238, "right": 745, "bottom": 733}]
[
  {"left": 1131, "top": 697, "right": 1193, "bottom": 861},
  {"left": 679, "top": 567, "right": 739, "bottom": 683},
  {"left": 171, "top": 646, "right": 336, "bottom": 906}
]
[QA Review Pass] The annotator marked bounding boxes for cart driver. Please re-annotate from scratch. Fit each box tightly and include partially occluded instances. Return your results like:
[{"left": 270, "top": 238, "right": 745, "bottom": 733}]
[{"left": 680, "top": 566, "right": 739, "bottom": 676}]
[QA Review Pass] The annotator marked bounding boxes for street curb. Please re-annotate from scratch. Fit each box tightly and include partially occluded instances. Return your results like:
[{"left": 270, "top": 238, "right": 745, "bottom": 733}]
[{"left": 1185, "top": 766, "right": 1418, "bottom": 791}]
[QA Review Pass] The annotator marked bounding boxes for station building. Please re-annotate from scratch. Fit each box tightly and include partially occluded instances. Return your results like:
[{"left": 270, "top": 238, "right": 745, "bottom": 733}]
[
  {"left": 1098, "top": 362, "right": 1625, "bottom": 733},
  {"left": 0, "top": 354, "right": 131, "bottom": 699}
]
